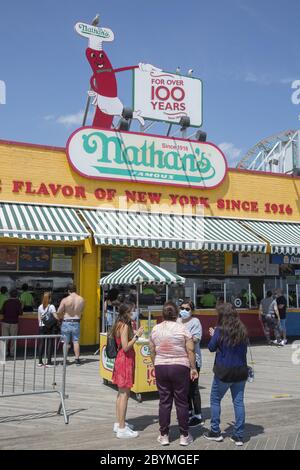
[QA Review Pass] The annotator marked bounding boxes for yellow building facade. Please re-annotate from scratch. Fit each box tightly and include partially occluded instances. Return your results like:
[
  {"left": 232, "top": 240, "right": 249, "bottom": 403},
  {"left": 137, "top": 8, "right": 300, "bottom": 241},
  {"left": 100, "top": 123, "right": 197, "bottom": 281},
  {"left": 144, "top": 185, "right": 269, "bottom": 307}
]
[{"left": 1, "top": 139, "right": 300, "bottom": 344}]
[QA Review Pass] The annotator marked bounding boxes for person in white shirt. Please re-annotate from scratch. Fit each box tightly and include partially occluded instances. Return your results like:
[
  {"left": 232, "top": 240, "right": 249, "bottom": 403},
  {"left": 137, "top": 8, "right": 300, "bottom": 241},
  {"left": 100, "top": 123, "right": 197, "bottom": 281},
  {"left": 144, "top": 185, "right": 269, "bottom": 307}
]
[{"left": 37, "top": 292, "right": 58, "bottom": 367}]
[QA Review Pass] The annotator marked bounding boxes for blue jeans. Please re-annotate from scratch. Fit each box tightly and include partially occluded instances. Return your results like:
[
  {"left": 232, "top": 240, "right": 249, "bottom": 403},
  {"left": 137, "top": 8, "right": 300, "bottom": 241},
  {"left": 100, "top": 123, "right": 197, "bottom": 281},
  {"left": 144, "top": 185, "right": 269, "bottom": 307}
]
[
  {"left": 210, "top": 376, "right": 246, "bottom": 438},
  {"left": 61, "top": 321, "right": 80, "bottom": 343}
]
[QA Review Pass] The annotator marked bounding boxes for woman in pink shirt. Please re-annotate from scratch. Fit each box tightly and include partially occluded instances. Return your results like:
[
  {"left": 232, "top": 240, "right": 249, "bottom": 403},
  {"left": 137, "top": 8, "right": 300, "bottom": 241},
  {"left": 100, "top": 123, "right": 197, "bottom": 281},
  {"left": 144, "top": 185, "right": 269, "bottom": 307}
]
[{"left": 149, "top": 301, "right": 198, "bottom": 447}]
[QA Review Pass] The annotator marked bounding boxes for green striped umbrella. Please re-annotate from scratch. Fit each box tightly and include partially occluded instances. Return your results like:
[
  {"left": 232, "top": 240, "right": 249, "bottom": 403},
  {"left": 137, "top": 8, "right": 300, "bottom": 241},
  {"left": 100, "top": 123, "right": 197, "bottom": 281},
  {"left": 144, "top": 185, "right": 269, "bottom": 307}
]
[{"left": 99, "top": 258, "right": 185, "bottom": 286}]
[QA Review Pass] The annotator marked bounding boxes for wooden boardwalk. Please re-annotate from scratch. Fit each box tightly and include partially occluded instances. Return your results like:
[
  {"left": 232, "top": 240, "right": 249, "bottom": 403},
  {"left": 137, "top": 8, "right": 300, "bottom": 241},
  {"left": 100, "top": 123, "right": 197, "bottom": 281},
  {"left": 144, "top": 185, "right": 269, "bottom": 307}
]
[{"left": 0, "top": 342, "right": 300, "bottom": 450}]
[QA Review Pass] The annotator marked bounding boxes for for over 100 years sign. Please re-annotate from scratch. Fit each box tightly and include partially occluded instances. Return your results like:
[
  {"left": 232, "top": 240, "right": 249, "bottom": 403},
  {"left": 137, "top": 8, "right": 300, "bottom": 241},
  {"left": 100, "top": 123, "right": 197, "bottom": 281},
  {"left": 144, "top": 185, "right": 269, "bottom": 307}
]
[{"left": 67, "top": 127, "right": 227, "bottom": 189}]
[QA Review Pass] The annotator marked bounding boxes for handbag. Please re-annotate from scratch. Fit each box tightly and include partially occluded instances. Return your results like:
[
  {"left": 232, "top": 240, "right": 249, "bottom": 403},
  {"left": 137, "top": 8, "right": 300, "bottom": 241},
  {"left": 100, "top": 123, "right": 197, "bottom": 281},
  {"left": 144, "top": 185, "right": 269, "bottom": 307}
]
[
  {"left": 106, "top": 334, "right": 119, "bottom": 359},
  {"left": 41, "top": 306, "right": 57, "bottom": 329}
]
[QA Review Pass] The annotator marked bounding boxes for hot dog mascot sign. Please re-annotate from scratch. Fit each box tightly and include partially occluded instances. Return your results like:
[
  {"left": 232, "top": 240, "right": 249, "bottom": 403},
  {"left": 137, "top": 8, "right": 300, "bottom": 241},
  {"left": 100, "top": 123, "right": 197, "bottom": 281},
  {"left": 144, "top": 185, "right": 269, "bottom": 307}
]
[
  {"left": 74, "top": 20, "right": 161, "bottom": 128},
  {"left": 67, "top": 16, "right": 227, "bottom": 189}
]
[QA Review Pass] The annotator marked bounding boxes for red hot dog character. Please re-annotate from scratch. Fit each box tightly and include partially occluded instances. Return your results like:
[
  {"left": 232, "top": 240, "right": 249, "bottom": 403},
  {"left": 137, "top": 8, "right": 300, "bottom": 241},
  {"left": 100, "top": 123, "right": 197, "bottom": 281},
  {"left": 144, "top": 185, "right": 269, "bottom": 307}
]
[{"left": 75, "top": 20, "right": 161, "bottom": 129}]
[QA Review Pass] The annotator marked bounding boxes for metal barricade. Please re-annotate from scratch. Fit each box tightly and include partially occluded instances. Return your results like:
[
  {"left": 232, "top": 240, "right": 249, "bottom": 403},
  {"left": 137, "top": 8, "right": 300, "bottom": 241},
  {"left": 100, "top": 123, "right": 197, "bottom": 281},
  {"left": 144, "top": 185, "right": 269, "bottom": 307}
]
[{"left": 0, "top": 334, "right": 69, "bottom": 424}]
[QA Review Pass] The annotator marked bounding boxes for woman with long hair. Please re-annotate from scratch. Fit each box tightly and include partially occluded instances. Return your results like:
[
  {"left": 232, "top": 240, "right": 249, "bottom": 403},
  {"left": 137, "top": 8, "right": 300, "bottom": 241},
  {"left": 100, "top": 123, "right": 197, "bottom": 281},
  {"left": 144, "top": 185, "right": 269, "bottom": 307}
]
[
  {"left": 149, "top": 301, "right": 198, "bottom": 447},
  {"left": 204, "top": 303, "right": 248, "bottom": 447},
  {"left": 111, "top": 303, "right": 143, "bottom": 439},
  {"left": 37, "top": 292, "right": 58, "bottom": 367}
]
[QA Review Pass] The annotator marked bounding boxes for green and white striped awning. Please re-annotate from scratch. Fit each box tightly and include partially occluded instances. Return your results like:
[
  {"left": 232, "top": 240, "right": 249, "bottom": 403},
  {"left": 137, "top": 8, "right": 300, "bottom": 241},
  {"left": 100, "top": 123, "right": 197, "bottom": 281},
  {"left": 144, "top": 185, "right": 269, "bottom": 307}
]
[
  {"left": 203, "top": 217, "right": 267, "bottom": 252},
  {"left": 0, "top": 203, "right": 90, "bottom": 241},
  {"left": 80, "top": 209, "right": 204, "bottom": 250},
  {"left": 242, "top": 220, "right": 300, "bottom": 254},
  {"left": 100, "top": 258, "right": 185, "bottom": 285}
]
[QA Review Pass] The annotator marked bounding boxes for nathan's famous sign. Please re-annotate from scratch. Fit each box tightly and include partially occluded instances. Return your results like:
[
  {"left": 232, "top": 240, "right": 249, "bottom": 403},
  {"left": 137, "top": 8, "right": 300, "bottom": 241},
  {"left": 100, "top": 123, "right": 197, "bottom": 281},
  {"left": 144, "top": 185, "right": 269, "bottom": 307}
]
[
  {"left": 68, "top": 15, "right": 227, "bottom": 188},
  {"left": 67, "top": 128, "right": 227, "bottom": 189}
]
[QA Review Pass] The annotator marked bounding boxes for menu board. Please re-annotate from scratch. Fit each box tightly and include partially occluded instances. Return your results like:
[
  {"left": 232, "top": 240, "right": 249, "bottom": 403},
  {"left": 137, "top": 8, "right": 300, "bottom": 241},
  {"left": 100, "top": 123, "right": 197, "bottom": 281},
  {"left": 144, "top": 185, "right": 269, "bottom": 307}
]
[
  {"left": 103, "top": 249, "right": 132, "bottom": 272},
  {"left": 177, "top": 250, "right": 225, "bottom": 274},
  {"left": 201, "top": 251, "right": 225, "bottom": 275},
  {"left": 177, "top": 250, "right": 202, "bottom": 273},
  {"left": 52, "top": 248, "right": 72, "bottom": 272},
  {"left": 239, "top": 253, "right": 266, "bottom": 276},
  {"left": 19, "top": 247, "right": 51, "bottom": 271},
  {"left": 132, "top": 249, "right": 159, "bottom": 265},
  {"left": 0, "top": 246, "right": 18, "bottom": 270},
  {"left": 160, "top": 251, "right": 177, "bottom": 273}
]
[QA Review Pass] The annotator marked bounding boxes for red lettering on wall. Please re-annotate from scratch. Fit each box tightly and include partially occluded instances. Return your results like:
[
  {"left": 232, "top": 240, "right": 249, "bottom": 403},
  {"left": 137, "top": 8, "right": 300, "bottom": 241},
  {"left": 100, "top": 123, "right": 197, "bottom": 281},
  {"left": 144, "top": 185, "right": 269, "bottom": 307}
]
[
  {"left": 74, "top": 186, "right": 86, "bottom": 199},
  {"left": 12, "top": 181, "right": 24, "bottom": 193},
  {"left": 106, "top": 189, "right": 116, "bottom": 201},
  {"left": 148, "top": 193, "right": 162, "bottom": 204},
  {"left": 48, "top": 184, "right": 61, "bottom": 196},
  {"left": 217, "top": 199, "right": 225, "bottom": 209},
  {"left": 37, "top": 183, "right": 50, "bottom": 196},
  {"left": 125, "top": 191, "right": 136, "bottom": 202},
  {"left": 94, "top": 188, "right": 107, "bottom": 200},
  {"left": 25, "top": 182, "right": 36, "bottom": 194},
  {"left": 169, "top": 194, "right": 178, "bottom": 205},
  {"left": 61, "top": 186, "right": 74, "bottom": 197},
  {"left": 137, "top": 192, "right": 147, "bottom": 203}
]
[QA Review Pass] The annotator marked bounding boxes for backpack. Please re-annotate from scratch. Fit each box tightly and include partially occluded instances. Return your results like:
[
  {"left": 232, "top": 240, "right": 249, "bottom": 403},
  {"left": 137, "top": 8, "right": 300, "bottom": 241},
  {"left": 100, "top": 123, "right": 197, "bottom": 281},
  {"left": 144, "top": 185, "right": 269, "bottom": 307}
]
[
  {"left": 106, "top": 334, "right": 119, "bottom": 359},
  {"left": 41, "top": 306, "right": 57, "bottom": 329}
]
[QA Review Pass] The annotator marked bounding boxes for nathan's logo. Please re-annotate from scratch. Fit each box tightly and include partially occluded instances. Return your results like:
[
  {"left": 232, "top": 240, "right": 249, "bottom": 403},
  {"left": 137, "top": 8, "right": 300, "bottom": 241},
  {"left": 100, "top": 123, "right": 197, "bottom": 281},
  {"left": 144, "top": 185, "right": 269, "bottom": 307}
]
[
  {"left": 75, "top": 23, "right": 114, "bottom": 41},
  {"left": 67, "top": 128, "right": 227, "bottom": 189}
]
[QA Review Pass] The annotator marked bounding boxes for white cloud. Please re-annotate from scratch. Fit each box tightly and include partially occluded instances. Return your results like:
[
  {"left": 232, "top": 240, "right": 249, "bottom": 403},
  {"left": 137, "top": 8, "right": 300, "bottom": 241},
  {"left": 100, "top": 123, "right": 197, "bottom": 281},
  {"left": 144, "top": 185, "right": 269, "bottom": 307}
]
[
  {"left": 244, "top": 73, "right": 297, "bottom": 87},
  {"left": 219, "top": 142, "right": 242, "bottom": 166},
  {"left": 44, "top": 114, "right": 55, "bottom": 121},
  {"left": 56, "top": 110, "right": 85, "bottom": 127},
  {"left": 43, "top": 110, "right": 95, "bottom": 127}
]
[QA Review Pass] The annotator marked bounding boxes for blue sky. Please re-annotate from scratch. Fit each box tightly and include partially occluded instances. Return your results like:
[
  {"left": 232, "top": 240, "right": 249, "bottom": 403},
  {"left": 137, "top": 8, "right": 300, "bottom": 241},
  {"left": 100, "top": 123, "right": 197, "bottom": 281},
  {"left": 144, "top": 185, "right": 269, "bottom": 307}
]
[{"left": 0, "top": 0, "right": 299, "bottom": 166}]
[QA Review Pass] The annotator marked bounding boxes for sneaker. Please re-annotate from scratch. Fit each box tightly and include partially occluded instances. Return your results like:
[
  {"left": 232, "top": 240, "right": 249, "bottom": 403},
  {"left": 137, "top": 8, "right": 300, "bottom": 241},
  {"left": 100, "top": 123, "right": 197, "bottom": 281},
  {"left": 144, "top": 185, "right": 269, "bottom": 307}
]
[
  {"left": 37, "top": 362, "right": 44, "bottom": 367},
  {"left": 180, "top": 434, "right": 193, "bottom": 446},
  {"left": 116, "top": 427, "right": 139, "bottom": 439},
  {"left": 189, "top": 416, "right": 204, "bottom": 427},
  {"left": 157, "top": 434, "right": 170, "bottom": 446},
  {"left": 204, "top": 431, "right": 223, "bottom": 442},
  {"left": 283, "top": 339, "right": 288, "bottom": 345},
  {"left": 45, "top": 363, "right": 53, "bottom": 368},
  {"left": 230, "top": 435, "right": 244, "bottom": 446},
  {"left": 280, "top": 340, "right": 285, "bottom": 346},
  {"left": 113, "top": 422, "right": 134, "bottom": 433},
  {"left": 75, "top": 358, "right": 81, "bottom": 366},
  {"left": 273, "top": 340, "right": 283, "bottom": 346}
]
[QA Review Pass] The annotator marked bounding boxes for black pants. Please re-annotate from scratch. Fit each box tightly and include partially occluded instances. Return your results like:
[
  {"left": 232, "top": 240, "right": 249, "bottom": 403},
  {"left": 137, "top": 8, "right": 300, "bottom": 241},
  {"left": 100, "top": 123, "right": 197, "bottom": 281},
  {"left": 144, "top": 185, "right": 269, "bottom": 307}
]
[
  {"left": 38, "top": 326, "right": 57, "bottom": 364},
  {"left": 188, "top": 366, "right": 202, "bottom": 415}
]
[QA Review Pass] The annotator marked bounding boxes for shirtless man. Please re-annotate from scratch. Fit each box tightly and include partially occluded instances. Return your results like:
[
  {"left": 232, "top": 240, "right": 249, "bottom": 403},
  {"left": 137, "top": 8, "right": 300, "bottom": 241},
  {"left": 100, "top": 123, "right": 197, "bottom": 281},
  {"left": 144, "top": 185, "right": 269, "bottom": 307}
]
[{"left": 57, "top": 285, "right": 85, "bottom": 365}]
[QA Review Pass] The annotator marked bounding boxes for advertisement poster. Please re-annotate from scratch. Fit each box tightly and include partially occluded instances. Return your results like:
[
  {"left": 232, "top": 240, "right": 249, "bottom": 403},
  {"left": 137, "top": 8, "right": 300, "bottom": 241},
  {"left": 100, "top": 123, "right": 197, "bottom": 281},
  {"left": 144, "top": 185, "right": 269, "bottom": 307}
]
[
  {"left": 133, "top": 69, "right": 203, "bottom": 126},
  {"left": 177, "top": 250, "right": 202, "bottom": 273},
  {"left": 19, "top": 247, "right": 51, "bottom": 271},
  {"left": 52, "top": 248, "right": 72, "bottom": 272},
  {"left": 0, "top": 246, "right": 18, "bottom": 271}
]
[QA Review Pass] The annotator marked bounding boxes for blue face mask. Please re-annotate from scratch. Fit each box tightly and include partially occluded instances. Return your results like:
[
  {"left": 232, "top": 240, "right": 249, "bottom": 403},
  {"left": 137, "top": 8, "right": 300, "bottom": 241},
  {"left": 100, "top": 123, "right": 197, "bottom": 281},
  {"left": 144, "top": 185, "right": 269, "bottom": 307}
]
[{"left": 180, "top": 309, "right": 192, "bottom": 320}]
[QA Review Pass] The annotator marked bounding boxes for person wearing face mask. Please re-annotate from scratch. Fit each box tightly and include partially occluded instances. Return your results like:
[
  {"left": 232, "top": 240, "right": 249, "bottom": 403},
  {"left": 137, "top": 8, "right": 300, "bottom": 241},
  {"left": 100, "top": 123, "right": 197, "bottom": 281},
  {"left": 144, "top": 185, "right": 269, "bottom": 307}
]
[{"left": 178, "top": 300, "right": 204, "bottom": 427}]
